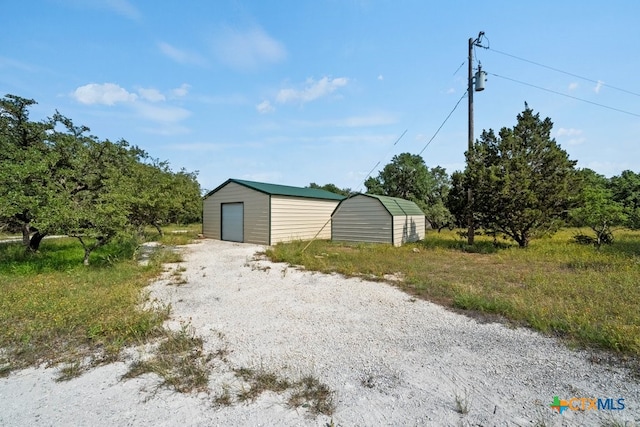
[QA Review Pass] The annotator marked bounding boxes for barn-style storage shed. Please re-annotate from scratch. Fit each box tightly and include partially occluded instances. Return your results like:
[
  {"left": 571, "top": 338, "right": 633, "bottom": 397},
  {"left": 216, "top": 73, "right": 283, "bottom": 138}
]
[
  {"left": 202, "top": 179, "right": 345, "bottom": 245},
  {"left": 331, "top": 194, "right": 425, "bottom": 246}
]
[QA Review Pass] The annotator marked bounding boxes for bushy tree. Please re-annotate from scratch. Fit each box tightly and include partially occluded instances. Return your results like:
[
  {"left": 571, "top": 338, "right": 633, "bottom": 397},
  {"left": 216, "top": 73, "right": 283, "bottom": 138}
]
[
  {"left": 366, "top": 153, "right": 454, "bottom": 230},
  {"left": 365, "top": 153, "right": 433, "bottom": 201},
  {"left": 571, "top": 185, "right": 626, "bottom": 249},
  {"left": 609, "top": 170, "right": 640, "bottom": 229},
  {"left": 0, "top": 94, "right": 201, "bottom": 264},
  {"left": 46, "top": 115, "right": 143, "bottom": 264},
  {"left": 421, "top": 166, "right": 454, "bottom": 231},
  {"left": 363, "top": 176, "right": 384, "bottom": 195},
  {"left": 0, "top": 95, "right": 54, "bottom": 248},
  {"left": 307, "top": 182, "right": 352, "bottom": 197},
  {"left": 466, "top": 106, "right": 578, "bottom": 247},
  {"left": 166, "top": 168, "right": 202, "bottom": 224},
  {"left": 446, "top": 171, "right": 469, "bottom": 229}
]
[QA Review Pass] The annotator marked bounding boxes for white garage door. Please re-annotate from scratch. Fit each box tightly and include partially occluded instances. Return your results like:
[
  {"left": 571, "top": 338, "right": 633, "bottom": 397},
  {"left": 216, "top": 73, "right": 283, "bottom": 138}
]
[{"left": 221, "top": 203, "right": 243, "bottom": 242}]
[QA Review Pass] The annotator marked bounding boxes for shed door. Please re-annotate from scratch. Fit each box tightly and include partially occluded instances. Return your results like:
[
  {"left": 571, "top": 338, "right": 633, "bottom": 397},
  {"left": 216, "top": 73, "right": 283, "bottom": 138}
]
[{"left": 221, "top": 203, "right": 243, "bottom": 242}]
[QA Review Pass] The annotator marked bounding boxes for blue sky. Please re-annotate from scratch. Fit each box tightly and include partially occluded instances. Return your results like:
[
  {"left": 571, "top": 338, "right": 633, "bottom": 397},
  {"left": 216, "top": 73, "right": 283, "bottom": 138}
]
[{"left": 2, "top": 1, "right": 638, "bottom": 193}]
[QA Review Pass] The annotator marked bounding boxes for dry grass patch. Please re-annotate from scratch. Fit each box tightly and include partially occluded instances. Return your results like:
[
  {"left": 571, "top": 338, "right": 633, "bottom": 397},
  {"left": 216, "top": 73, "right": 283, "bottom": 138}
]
[
  {"left": 230, "top": 367, "right": 335, "bottom": 416},
  {"left": 288, "top": 375, "right": 335, "bottom": 416},
  {"left": 123, "top": 325, "right": 212, "bottom": 393}
]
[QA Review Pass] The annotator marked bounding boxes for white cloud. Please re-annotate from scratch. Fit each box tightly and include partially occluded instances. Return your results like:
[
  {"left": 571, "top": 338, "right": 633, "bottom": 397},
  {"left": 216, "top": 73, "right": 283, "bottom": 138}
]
[
  {"left": 580, "top": 160, "right": 630, "bottom": 177},
  {"left": 342, "top": 114, "right": 397, "bottom": 127},
  {"left": 212, "top": 26, "right": 287, "bottom": 70},
  {"left": 0, "top": 56, "right": 35, "bottom": 72},
  {"left": 71, "top": 82, "right": 192, "bottom": 134},
  {"left": 138, "top": 88, "right": 165, "bottom": 102},
  {"left": 167, "top": 142, "right": 230, "bottom": 152},
  {"left": 280, "top": 112, "right": 397, "bottom": 129},
  {"left": 140, "top": 125, "right": 190, "bottom": 136},
  {"left": 270, "top": 133, "right": 397, "bottom": 146},
  {"left": 158, "top": 42, "right": 206, "bottom": 66},
  {"left": 566, "top": 138, "right": 586, "bottom": 146},
  {"left": 301, "top": 113, "right": 396, "bottom": 128},
  {"left": 104, "top": 0, "right": 140, "bottom": 20},
  {"left": 256, "top": 100, "right": 275, "bottom": 114},
  {"left": 171, "top": 83, "right": 191, "bottom": 97},
  {"left": 72, "top": 83, "right": 137, "bottom": 105},
  {"left": 556, "top": 128, "right": 582, "bottom": 137},
  {"left": 241, "top": 172, "right": 283, "bottom": 183},
  {"left": 378, "top": 75, "right": 384, "bottom": 81},
  {"left": 276, "top": 77, "right": 349, "bottom": 104},
  {"left": 556, "top": 127, "right": 585, "bottom": 146},
  {"left": 62, "top": 0, "right": 140, "bottom": 20},
  {"left": 594, "top": 80, "right": 604, "bottom": 94},
  {"left": 568, "top": 82, "right": 579, "bottom": 91}
]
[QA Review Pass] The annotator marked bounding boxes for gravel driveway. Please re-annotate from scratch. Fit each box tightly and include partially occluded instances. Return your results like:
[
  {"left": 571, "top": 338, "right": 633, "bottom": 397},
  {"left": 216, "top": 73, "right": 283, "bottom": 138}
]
[{"left": 1, "top": 239, "right": 638, "bottom": 426}]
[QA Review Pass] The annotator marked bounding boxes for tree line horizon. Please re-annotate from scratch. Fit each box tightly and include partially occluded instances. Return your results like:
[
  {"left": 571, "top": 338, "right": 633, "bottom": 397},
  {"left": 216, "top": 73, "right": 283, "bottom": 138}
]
[
  {"left": 310, "top": 106, "right": 640, "bottom": 248},
  {"left": 3, "top": 93, "right": 638, "bottom": 257}
]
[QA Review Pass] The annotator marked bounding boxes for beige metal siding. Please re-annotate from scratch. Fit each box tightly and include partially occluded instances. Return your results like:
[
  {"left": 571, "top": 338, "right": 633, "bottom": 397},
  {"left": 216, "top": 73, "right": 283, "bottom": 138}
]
[
  {"left": 270, "top": 196, "right": 338, "bottom": 243},
  {"left": 202, "top": 182, "right": 270, "bottom": 245},
  {"left": 332, "top": 195, "right": 392, "bottom": 244},
  {"left": 393, "top": 215, "right": 425, "bottom": 246}
]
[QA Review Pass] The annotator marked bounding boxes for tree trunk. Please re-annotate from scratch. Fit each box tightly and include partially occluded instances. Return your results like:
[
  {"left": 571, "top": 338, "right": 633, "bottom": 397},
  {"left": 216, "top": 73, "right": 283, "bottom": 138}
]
[
  {"left": 29, "top": 231, "right": 47, "bottom": 252},
  {"left": 153, "top": 222, "right": 164, "bottom": 237},
  {"left": 515, "top": 233, "right": 529, "bottom": 248},
  {"left": 21, "top": 223, "right": 30, "bottom": 247},
  {"left": 75, "top": 236, "right": 92, "bottom": 266},
  {"left": 594, "top": 226, "right": 603, "bottom": 250}
]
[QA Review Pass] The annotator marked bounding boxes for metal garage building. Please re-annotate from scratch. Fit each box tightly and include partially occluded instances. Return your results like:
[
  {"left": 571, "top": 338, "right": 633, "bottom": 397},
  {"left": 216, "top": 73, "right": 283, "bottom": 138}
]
[
  {"left": 202, "top": 179, "right": 345, "bottom": 245},
  {"left": 331, "top": 194, "right": 425, "bottom": 246}
]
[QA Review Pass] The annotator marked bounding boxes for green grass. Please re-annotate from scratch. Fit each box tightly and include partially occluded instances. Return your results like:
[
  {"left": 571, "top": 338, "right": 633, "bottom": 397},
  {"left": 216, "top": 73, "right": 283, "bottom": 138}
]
[
  {"left": 142, "top": 223, "right": 202, "bottom": 246},
  {"left": 0, "top": 226, "right": 200, "bottom": 376},
  {"left": 266, "top": 228, "right": 640, "bottom": 357}
]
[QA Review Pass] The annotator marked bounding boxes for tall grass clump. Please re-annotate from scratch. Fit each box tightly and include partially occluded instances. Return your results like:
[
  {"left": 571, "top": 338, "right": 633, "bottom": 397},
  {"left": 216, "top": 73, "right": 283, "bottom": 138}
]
[
  {"left": 267, "top": 229, "right": 640, "bottom": 356},
  {"left": 123, "top": 325, "right": 211, "bottom": 393}
]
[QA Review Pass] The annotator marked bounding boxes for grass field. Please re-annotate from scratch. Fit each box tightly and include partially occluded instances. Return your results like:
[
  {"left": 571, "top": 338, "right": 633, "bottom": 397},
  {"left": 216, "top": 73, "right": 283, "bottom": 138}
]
[
  {"left": 267, "top": 228, "right": 640, "bottom": 357},
  {"left": 0, "top": 224, "right": 202, "bottom": 376}
]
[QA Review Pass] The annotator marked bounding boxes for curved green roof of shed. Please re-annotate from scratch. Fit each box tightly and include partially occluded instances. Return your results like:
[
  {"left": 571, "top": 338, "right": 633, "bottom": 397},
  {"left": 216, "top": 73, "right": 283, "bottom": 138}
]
[
  {"left": 205, "top": 178, "right": 346, "bottom": 201},
  {"left": 350, "top": 194, "right": 425, "bottom": 216}
]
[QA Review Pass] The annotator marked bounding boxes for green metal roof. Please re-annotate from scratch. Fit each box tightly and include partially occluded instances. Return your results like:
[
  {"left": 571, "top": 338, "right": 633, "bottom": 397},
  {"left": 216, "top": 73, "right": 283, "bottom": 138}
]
[
  {"left": 205, "top": 178, "right": 346, "bottom": 201},
  {"left": 359, "top": 194, "right": 425, "bottom": 216}
]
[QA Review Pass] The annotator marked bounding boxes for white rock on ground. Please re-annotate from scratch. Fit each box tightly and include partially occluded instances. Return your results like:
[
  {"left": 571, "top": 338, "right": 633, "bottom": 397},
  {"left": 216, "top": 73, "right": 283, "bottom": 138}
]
[{"left": 1, "top": 239, "right": 638, "bottom": 426}]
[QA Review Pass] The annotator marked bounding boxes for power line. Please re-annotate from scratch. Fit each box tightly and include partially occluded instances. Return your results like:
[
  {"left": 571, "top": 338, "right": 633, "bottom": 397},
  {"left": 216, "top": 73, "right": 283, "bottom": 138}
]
[
  {"left": 486, "top": 47, "right": 640, "bottom": 98},
  {"left": 354, "top": 128, "right": 408, "bottom": 193},
  {"left": 418, "top": 91, "right": 467, "bottom": 156},
  {"left": 489, "top": 72, "right": 640, "bottom": 118},
  {"left": 356, "top": 91, "right": 466, "bottom": 193},
  {"left": 453, "top": 61, "right": 465, "bottom": 76},
  {"left": 359, "top": 91, "right": 467, "bottom": 191}
]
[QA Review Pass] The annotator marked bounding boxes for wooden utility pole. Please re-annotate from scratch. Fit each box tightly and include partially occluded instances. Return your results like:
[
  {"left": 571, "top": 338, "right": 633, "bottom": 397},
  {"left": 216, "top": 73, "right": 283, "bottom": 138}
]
[
  {"left": 467, "top": 36, "right": 475, "bottom": 245},
  {"left": 467, "top": 31, "right": 485, "bottom": 246}
]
